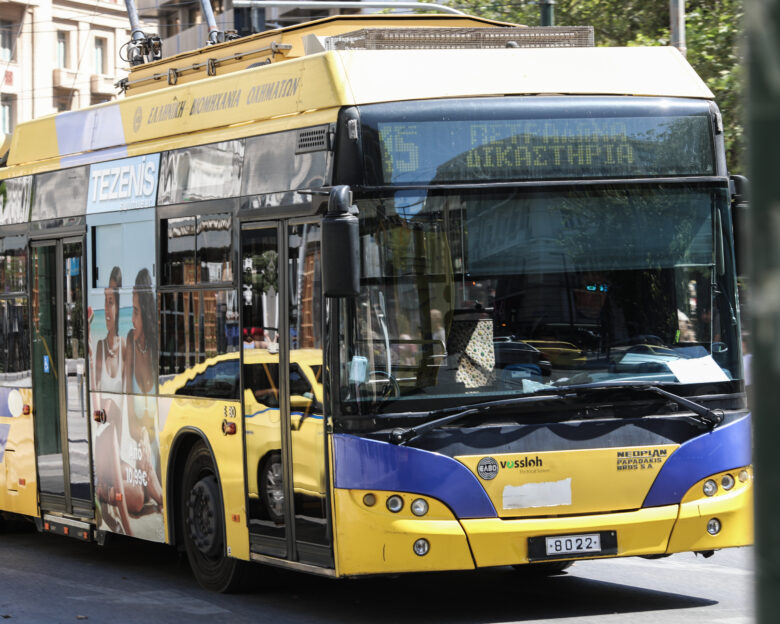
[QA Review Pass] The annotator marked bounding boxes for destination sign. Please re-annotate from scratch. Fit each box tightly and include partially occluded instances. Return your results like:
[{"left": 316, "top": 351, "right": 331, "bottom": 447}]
[{"left": 375, "top": 115, "right": 714, "bottom": 184}]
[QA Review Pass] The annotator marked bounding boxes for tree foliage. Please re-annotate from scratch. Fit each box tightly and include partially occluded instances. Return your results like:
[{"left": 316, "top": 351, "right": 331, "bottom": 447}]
[{"left": 451, "top": 0, "right": 745, "bottom": 172}]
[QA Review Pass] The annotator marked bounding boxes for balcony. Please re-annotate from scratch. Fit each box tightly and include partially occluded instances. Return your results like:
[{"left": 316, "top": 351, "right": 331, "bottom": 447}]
[
  {"left": 52, "top": 67, "right": 79, "bottom": 90},
  {"left": 90, "top": 74, "right": 116, "bottom": 96}
]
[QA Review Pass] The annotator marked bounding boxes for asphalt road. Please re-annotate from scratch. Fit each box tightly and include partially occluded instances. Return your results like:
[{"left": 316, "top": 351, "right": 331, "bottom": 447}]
[{"left": 0, "top": 527, "right": 754, "bottom": 624}]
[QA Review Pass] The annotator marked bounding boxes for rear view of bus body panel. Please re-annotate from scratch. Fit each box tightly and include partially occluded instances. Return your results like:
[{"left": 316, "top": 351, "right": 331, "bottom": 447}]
[{"left": 330, "top": 414, "right": 752, "bottom": 576}]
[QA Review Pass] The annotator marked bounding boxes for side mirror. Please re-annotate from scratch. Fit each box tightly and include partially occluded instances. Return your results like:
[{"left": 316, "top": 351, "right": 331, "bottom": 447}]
[{"left": 322, "top": 185, "right": 360, "bottom": 297}]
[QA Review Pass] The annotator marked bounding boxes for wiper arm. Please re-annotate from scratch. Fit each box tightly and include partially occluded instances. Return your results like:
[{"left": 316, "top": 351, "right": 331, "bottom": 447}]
[
  {"left": 550, "top": 381, "right": 726, "bottom": 429},
  {"left": 640, "top": 385, "right": 724, "bottom": 428},
  {"left": 389, "top": 394, "right": 566, "bottom": 445}
]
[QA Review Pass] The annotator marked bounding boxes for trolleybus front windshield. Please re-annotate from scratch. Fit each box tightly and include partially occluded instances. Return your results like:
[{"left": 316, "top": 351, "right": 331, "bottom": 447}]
[{"left": 337, "top": 182, "right": 739, "bottom": 416}]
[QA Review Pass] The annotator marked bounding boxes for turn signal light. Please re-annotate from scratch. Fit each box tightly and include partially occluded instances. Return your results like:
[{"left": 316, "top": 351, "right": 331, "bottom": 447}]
[
  {"left": 93, "top": 409, "right": 106, "bottom": 423},
  {"left": 22, "top": 404, "right": 30, "bottom": 415},
  {"left": 222, "top": 420, "right": 237, "bottom": 436}
]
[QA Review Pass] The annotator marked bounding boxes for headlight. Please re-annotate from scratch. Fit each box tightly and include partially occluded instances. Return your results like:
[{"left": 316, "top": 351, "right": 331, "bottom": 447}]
[
  {"left": 386, "top": 495, "right": 404, "bottom": 513},
  {"left": 703, "top": 479, "right": 718, "bottom": 497},
  {"left": 721, "top": 474, "right": 735, "bottom": 491},
  {"left": 707, "top": 518, "right": 722, "bottom": 535},
  {"left": 411, "top": 498, "right": 429, "bottom": 516},
  {"left": 413, "top": 538, "right": 430, "bottom": 556}
]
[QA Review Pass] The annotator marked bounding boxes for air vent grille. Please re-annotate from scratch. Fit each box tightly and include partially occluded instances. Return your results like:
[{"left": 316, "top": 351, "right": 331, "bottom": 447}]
[
  {"left": 296, "top": 126, "right": 330, "bottom": 154},
  {"left": 323, "top": 27, "right": 595, "bottom": 50}
]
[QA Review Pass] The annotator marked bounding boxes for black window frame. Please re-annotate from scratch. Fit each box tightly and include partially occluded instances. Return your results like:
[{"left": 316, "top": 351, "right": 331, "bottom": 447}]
[{"left": 157, "top": 199, "right": 240, "bottom": 392}]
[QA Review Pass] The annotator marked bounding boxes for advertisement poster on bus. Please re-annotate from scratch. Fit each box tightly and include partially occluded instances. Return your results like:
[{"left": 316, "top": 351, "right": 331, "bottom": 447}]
[{"left": 86, "top": 194, "right": 163, "bottom": 541}]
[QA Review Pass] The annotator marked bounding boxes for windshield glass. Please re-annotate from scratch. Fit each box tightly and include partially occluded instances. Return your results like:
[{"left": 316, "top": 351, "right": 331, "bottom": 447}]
[{"left": 337, "top": 183, "right": 740, "bottom": 416}]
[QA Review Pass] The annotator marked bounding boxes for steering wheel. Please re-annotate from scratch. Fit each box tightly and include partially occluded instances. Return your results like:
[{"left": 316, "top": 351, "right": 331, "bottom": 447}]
[{"left": 367, "top": 370, "right": 401, "bottom": 399}]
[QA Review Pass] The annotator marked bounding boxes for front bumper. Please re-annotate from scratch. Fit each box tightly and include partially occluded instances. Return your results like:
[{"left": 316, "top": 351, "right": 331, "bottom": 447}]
[{"left": 333, "top": 474, "right": 753, "bottom": 576}]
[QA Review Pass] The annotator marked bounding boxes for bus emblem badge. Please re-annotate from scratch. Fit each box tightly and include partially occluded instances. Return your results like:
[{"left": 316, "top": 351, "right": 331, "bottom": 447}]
[
  {"left": 477, "top": 457, "right": 499, "bottom": 480},
  {"left": 133, "top": 107, "right": 143, "bottom": 133}
]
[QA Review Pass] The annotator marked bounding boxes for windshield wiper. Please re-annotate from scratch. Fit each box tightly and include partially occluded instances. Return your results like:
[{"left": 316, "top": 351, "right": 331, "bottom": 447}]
[
  {"left": 389, "top": 394, "right": 567, "bottom": 445},
  {"left": 553, "top": 381, "right": 725, "bottom": 429},
  {"left": 640, "top": 385, "right": 724, "bottom": 428},
  {"left": 389, "top": 382, "right": 725, "bottom": 444}
]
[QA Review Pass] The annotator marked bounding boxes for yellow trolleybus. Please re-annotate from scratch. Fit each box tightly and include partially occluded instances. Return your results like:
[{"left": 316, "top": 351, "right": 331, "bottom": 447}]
[{"left": 0, "top": 14, "right": 752, "bottom": 591}]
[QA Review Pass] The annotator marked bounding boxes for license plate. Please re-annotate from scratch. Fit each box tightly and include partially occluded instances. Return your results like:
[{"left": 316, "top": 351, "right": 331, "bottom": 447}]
[{"left": 545, "top": 533, "right": 601, "bottom": 556}]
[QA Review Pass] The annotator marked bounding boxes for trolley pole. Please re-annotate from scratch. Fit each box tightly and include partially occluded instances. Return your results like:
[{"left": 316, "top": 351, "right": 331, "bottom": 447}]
[
  {"left": 539, "top": 0, "right": 555, "bottom": 27},
  {"left": 670, "top": 0, "right": 687, "bottom": 56},
  {"left": 748, "top": 0, "right": 780, "bottom": 620}
]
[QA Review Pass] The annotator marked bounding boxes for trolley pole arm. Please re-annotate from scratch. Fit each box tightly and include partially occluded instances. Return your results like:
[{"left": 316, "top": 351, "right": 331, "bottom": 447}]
[{"left": 231, "top": 0, "right": 466, "bottom": 15}]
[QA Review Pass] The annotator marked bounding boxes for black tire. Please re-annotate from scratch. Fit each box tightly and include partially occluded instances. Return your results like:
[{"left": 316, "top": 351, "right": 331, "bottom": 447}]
[
  {"left": 259, "top": 452, "right": 285, "bottom": 524},
  {"left": 513, "top": 560, "right": 573, "bottom": 576},
  {"left": 181, "top": 441, "right": 249, "bottom": 592}
]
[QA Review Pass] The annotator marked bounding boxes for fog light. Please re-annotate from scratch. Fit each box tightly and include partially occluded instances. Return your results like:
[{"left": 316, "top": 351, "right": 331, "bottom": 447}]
[
  {"left": 739, "top": 470, "right": 749, "bottom": 483},
  {"left": 363, "top": 493, "right": 376, "bottom": 507},
  {"left": 386, "top": 495, "right": 404, "bottom": 513},
  {"left": 703, "top": 479, "right": 718, "bottom": 497},
  {"left": 721, "top": 474, "right": 735, "bottom": 491},
  {"left": 413, "top": 538, "right": 430, "bottom": 556},
  {"left": 411, "top": 498, "right": 429, "bottom": 517},
  {"left": 707, "top": 518, "right": 722, "bottom": 535}
]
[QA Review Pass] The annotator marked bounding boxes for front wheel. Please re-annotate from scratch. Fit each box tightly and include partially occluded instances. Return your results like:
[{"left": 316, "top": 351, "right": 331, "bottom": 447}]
[{"left": 181, "top": 441, "right": 249, "bottom": 592}]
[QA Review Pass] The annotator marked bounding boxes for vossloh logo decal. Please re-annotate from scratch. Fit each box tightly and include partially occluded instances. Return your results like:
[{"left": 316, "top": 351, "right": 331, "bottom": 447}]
[{"left": 503, "top": 478, "right": 573, "bottom": 510}]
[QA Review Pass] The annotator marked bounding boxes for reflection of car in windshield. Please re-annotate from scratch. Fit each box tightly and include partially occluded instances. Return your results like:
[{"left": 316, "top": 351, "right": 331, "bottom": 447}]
[
  {"left": 493, "top": 337, "right": 552, "bottom": 381},
  {"left": 160, "top": 349, "right": 325, "bottom": 524},
  {"left": 524, "top": 340, "right": 586, "bottom": 368}
]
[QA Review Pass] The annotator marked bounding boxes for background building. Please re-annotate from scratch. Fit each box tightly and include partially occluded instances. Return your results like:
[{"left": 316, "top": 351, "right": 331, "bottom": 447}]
[
  {"left": 136, "top": 0, "right": 361, "bottom": 57},
  {"left": 0, "top": 0, "right": 157, "bottom": 134}
]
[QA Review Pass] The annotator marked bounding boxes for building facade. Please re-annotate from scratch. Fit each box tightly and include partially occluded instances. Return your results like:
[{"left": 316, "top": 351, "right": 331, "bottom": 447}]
[
  {"left": 0, "top": 0, "right": 157, "bottom": 134},
  {"left": 136, "top": 0, "right": 361, "bottom": 58}
]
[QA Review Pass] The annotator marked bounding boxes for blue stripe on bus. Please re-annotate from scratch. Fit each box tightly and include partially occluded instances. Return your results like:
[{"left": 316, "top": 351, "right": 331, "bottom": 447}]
[
  {"left": 246, "top": 407, "right": 323, "bottom": 419},
  {"left": 332, "top": 433, "right": 497, "bottom": 519},
  {"left": 56, "top": 105, "right": 127, "bottom": 165},
  {"left": 0, "top": 423, "right": 9, "bottom": 463},
  {"left": 61, "top": 146, "right": 129, "bottom": 169},
  {"left": 642, "top": 413, "right": 752, "bottom": 508}
]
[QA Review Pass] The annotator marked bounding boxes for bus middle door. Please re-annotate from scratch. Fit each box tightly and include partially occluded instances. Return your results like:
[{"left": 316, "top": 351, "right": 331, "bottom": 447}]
[{"left": 31, "top": 237, "right": 93, "bottom": 518}]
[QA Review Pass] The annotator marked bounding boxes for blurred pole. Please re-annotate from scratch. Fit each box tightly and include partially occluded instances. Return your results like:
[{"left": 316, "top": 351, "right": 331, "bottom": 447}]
[
  {"left": 539, "top": 0, "right": 555, "bottom": 27},
  {"left": 748, "top": 0, "right": 780, "bottom": 621},
  {"left": 670, "top": 0, "right": 687, "bottom": 56}
]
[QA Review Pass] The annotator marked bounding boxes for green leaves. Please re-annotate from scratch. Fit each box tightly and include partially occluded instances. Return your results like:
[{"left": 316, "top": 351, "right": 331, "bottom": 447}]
[{"left": 453, "top": 0, "right": 744, "bottom": 172}]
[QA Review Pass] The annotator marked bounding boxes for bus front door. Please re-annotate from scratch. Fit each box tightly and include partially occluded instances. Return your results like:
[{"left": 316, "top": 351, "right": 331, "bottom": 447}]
[
  {"left": 241, "top": 221, "right": 332, "bottom": 568},
  {"left": 31, "top": 238, "right": 92, "bottom": 518},
  {"left": 241, "top": 224, "right": 287, "bottom": 557}
]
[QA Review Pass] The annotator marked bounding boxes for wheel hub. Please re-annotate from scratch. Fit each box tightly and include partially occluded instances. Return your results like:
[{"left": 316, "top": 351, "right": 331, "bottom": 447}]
[{"left": 186, "top": 475, "right": 220, "bottom": 557}]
